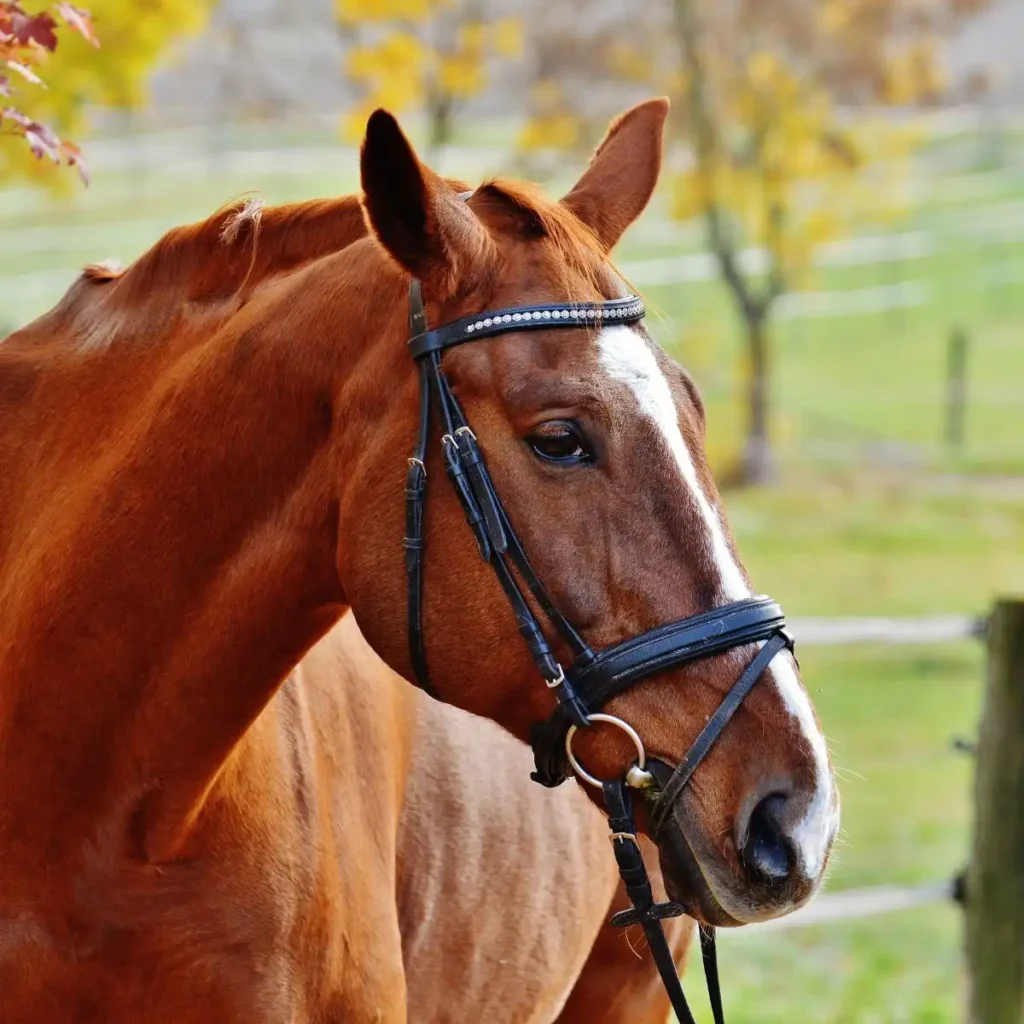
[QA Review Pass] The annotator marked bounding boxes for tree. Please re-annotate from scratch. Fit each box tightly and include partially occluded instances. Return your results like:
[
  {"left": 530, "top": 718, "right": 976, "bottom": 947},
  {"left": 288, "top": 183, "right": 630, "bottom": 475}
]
[
  {"left": 512, "top": 0, "right": 992, "bottom": 484},
  {"left": 668, "top": 0, "right": 990, "bottom": 483},
  {"left": 1, "top": 3, "right": 96, "bottom": 179},
  {"left": 336, "top": 0, "right": 521, "bottom": 154},
  {"left": 0, "top": 0, "right": 211, "bottom": 190}
]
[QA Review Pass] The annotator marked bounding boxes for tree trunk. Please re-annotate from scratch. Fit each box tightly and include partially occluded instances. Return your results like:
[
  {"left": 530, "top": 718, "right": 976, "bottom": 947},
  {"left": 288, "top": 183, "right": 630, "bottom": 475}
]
[
  {"left": 966, "top": 599, "right": 1024, "bottom": 1024},
  {"left": 741, "top": 311, "right": 775, "bottom": 485},
  {"left": 427, "top": 91, "right": 453, "bottom": 160}
]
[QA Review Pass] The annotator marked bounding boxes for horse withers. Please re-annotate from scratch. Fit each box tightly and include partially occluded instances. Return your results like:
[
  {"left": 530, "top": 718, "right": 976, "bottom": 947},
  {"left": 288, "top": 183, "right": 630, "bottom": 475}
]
[{"left": 0, "top": 97, "right": 837, "bottom": 1022}]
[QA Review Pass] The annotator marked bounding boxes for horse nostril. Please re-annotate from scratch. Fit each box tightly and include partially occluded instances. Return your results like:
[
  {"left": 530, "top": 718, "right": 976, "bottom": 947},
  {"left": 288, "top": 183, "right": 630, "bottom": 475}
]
[{"left": 741, "top": 794, "right": 794, "bottom": 884}]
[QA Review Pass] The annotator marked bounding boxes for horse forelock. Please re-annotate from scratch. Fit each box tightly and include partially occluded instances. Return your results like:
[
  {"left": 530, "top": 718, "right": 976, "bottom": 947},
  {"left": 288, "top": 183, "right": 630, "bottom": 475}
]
[{"left": 469, "top": 179, "right": 609, "bottom": 304}]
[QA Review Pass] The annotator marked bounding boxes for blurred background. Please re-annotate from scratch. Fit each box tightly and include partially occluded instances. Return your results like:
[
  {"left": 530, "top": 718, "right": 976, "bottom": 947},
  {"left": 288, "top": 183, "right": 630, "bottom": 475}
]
[{"left": 2, "top": 1, "right": 1023, "bottom": 1020}]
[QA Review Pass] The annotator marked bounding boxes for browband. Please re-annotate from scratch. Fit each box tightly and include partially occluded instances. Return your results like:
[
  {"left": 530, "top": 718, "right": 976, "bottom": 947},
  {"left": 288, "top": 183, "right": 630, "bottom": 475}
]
[{"left": 409, "top": 295, "right": 645, "bottom": 359}]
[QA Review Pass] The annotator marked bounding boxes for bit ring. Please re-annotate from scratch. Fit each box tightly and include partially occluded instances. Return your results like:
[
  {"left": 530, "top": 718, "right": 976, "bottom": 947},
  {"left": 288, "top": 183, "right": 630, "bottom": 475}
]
[{"left": 566, "top": 713, "right": 649, "bottom": 789}]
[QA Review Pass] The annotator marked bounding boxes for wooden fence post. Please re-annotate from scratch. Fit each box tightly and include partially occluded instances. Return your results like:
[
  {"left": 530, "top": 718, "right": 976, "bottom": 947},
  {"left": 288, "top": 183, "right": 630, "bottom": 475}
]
[
  {"left": 966, "top": 598, "right": 1024, "bottom": 1023},
  {"left": 946, "top": 327, "right": 968, "bottom": 451}
]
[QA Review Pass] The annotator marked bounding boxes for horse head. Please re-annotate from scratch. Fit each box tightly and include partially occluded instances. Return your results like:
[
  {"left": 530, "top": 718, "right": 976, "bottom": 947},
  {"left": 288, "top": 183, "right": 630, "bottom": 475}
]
[{"left": 335, "top": 100, "right": 839, "bottom": 927}]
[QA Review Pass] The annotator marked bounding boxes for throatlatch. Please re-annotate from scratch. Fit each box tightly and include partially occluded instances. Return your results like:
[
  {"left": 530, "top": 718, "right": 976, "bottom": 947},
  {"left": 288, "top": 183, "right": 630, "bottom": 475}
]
[{"left": 400, "top": 198, "right": 795, "bottom": 1023}]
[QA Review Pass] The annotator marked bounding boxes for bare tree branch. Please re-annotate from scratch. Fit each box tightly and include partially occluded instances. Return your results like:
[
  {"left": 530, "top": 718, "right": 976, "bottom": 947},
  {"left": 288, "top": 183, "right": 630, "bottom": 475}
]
[
  {"left": 759, "top": 195, "right": 786, "bottom": 315},
  {"left": 672, "top": 0, "right": 759, "bottom": 326}
]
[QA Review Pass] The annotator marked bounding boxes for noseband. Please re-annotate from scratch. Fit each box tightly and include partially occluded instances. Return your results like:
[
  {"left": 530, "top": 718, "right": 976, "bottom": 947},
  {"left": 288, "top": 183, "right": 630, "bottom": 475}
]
[{"left": 401, "top": 214, "right": 794, "bottom": 1024}]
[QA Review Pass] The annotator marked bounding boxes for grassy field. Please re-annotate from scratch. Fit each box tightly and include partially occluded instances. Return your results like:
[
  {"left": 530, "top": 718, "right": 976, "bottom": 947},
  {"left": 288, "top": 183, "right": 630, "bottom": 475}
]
[
  {"left": 673, "top": 478, "right": 1024, "bottom": 1023},
  {"left": 2, "top": 132, "right": 1022, "bottom": 1022}
]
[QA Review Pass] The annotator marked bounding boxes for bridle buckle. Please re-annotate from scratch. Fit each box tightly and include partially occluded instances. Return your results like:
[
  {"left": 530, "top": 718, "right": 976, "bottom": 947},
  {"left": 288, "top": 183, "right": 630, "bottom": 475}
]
[
  {"left": 608, "top": 831, "right": 641, "bottom": 849},
  {"left": 544, "top": 664, "right": 566, "bottom": 689}
]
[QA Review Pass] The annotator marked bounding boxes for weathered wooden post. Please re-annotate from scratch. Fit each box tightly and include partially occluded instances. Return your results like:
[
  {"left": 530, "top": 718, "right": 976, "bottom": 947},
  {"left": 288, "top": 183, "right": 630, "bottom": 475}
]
[
  {"left": 965, "top": 598, "right": 1024, "bottom": 1023},
  {"left": 946, "top": 327, "right": 968, "bottom": 452}
]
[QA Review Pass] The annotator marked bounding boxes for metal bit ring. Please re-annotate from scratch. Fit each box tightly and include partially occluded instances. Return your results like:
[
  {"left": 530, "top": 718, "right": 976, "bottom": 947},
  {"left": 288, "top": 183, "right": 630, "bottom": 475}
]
[{"left": 565, "top": 713, "right": 653, "bottom": 789}]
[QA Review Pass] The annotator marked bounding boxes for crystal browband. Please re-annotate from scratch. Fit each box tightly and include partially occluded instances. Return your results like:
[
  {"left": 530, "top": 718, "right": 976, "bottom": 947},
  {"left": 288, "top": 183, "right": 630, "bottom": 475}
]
[{"left": 408, "top": 295, "right": 645, "bottom": 359}]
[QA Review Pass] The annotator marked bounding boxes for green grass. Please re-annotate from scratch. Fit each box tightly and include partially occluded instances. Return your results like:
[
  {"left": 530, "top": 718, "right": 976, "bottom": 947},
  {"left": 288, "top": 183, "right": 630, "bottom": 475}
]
[
  {"left": 667, "top": 479, "right": 1024, "bottom": 1023},
  {"left": 727, "top": 479, "right": 1024, "bottom": 616},
  {"left": 688, "top": 905, "right": 967, "bottom": 1023},
  {"left": 637, "top": 231, "right": 1024, "bottom": 477}
]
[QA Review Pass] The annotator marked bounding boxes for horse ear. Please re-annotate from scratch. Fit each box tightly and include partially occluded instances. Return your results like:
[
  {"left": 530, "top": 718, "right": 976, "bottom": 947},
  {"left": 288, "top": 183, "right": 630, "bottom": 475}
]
[
  {"left": 360, "top": 109, "right": 491, "bottom": 298},
  {"left": 561, "top": 97, "right": 669, "bottom": 253}
]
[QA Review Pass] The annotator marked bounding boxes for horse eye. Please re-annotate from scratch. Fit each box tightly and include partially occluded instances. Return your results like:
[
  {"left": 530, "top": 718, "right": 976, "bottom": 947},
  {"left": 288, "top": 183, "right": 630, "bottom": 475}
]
[{"left": 527, "top": 421, "right": 593, "bottom": 465}]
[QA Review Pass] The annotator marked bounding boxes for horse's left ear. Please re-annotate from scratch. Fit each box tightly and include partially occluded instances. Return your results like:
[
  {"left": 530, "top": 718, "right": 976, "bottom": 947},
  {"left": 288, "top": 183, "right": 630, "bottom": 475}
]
[
  {"left": 561, "top": 97, "right": 669, "bottom": 253},
  {"left": 360, "top": 109, "right": 491, "bottom": 299}
]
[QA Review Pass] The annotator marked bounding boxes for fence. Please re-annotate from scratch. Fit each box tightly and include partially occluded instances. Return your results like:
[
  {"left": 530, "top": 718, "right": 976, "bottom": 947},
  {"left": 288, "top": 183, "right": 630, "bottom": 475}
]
[{"left": 733, "top": 599, "right": 1024, "bottom": 1021}]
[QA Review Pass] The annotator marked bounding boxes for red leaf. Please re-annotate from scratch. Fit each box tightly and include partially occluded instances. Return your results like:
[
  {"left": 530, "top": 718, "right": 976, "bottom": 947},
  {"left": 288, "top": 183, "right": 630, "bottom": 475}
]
[
  {"left": 67, "top": 145, "right": 89, "bottom": 184},
  {"left": 55, "top": 4, "right": 97, "bottom": 47},
  {"left": 9, "top": 12, "right": 59, "bottom": 51}
]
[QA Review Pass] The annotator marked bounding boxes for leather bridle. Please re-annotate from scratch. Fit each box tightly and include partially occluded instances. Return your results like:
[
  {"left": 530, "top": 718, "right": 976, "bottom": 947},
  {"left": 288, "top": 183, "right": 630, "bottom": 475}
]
[{"left": 400, "top": 219, "right": 795, "bottom": 1023}]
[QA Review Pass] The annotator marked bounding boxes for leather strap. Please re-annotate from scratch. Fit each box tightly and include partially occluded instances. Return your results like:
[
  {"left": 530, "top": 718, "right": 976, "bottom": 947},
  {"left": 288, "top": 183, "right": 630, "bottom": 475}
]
[
  {"left": 529, "top": 600, "right": 793, "bottom": 787},
  {"left": 650, "top": 632, "right": 792, "bottom": 835},
  {"left": 405, "top": 282, "right": 591, "bottom": 723},
  {"left": 404, "top": 293, "right": 435, "bottom": 697},
  {"left": 567, "top": 597, "right": 789, "bottom": 705},
  {"left": 700, "top": 925, "right": 725, "bottom": 1024},
  {"left": 603, "top": 780, "right": 708, "bottom": 1024}
]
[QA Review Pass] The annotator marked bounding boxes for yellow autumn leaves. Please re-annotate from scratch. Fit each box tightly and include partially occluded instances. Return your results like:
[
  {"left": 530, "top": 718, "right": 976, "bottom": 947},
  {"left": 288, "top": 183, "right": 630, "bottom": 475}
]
[
  {"left": 341, "top": 11, "right": 522, "bottom": 142},
  {"left": 0, "top": 0, "right": 211, "bottom": 190},
  {"left": 667, "top": 46, "right": 923, "bottom": 282}
]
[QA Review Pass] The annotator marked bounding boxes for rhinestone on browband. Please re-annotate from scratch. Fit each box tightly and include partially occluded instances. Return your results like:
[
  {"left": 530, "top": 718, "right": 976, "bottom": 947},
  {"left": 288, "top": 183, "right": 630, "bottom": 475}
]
[{"left": 464, "top": 299, "right": 644, "bottom": 335}]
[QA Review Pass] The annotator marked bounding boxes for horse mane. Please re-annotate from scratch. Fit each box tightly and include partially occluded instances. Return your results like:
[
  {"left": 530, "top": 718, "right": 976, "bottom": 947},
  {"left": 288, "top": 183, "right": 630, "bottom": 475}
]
[
  {"left": 13, "top": 194, "right": 372, "bottom": 349},
  {"left": 81, "top": 178, "right": 606, "bottom": 311},
  {"left": 29, "top": 176, "right": 612, "bottom": 353},
  {"left": 102, "top": 194, "right": 371, "bottom": 306}
]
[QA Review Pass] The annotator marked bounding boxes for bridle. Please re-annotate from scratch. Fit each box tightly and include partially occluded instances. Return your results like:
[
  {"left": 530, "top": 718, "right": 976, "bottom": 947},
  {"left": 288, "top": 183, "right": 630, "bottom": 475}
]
[{"left": 401, "top": 200, "right": 794, "bottom": 1024}]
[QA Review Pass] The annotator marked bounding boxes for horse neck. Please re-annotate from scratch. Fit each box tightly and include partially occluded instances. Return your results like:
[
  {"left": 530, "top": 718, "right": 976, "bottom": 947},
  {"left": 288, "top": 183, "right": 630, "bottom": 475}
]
[{"left": 0, "top": 235, "right": 412, "bottom": 866}]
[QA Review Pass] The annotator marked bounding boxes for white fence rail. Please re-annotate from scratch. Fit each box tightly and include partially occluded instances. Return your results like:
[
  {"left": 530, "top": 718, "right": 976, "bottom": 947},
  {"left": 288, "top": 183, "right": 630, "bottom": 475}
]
[
  {"left": 790, "top": 614, "right": 984, "bottom": 646},
  {"left": 727, "top": 881, "right": 957, "bottom": 936}
]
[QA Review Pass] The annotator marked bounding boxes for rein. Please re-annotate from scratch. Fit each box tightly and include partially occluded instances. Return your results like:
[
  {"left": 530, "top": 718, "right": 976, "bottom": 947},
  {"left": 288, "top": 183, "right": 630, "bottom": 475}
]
[{"left": 401, "top": 219, "right": 794, "bottom": 1022}]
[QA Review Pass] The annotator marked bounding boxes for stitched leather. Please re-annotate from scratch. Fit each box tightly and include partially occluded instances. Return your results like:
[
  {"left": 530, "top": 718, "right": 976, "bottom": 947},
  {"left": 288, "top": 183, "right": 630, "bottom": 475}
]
[{"left": 568, "top": 597, "right": 789, "bottom": 706}]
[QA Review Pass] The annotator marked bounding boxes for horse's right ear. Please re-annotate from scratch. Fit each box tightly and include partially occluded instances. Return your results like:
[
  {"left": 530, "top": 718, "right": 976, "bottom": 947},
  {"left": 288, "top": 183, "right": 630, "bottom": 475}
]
[{"left": 360, "top": 110, "right": 491, "bottom": 299}]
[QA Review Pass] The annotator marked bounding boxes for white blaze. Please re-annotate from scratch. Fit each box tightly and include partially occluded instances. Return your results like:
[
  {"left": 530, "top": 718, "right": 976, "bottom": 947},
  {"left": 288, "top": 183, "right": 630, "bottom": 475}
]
[
  {"left": 596, "top": 325, "right": 747, "bottom": 603},
  {"left": 596, "top": 324, "right": 836, "bottom": 877}
]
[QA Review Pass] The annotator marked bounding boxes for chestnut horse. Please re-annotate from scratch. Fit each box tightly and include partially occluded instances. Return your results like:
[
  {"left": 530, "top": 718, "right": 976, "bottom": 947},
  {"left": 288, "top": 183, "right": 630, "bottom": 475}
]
[{"left": 0, "top": 98, "right": 838, "bottom": 1022}]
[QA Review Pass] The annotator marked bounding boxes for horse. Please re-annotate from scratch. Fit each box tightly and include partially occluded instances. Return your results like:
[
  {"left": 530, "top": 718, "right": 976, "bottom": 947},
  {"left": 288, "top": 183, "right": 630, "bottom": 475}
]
[
  {"left": 310, "top": 609, "right": 692, "bottom": 1023},
  {"left": 0, "top": 96, "right": 839, "bottom": 1022}
]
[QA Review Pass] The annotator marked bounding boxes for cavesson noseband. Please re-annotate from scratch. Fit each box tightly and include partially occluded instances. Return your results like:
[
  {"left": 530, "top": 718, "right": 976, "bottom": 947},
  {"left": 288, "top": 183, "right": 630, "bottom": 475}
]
[{"left": 401, "top": 201, "right": 794, "bottom": 1024}]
